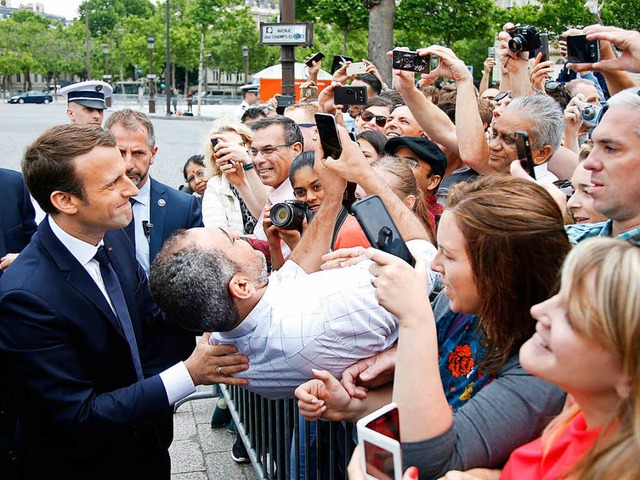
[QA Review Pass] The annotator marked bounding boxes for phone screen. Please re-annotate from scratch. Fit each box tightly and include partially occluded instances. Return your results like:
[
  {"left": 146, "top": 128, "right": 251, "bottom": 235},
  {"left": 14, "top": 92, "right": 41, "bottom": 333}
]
[
  {"left": 363, "top": 406, "right": 400, "bottom": 480},
  {"left": 534, "top": 33, "right": 549, "bottom": 62},
  {"left": 515, "top": 130, "right": 536, "bottom": 180},
  {"left": 351, "top": 195, "right": 416, "bottom": 267},
  {"left": 392, "top": 50, "right": 431, "bottom": 73},
  {"left": 315, "top": 113, "right": 342, "bottom": 159}
]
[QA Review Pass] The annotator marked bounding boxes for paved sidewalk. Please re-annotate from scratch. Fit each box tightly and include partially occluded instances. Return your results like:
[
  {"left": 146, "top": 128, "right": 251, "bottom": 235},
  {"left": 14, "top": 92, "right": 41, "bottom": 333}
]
[{"left": 170, "top": 385, "right": 258, "bottom": 480}]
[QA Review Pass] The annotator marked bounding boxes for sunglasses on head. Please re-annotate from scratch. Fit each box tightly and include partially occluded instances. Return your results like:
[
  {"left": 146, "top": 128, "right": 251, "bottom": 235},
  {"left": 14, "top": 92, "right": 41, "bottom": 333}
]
[
  {"left": 493, "top": 91, "right": 512, "bottom": 102},
  {"left": 360, "top": 110, "right": 388, "bottom": 127}
]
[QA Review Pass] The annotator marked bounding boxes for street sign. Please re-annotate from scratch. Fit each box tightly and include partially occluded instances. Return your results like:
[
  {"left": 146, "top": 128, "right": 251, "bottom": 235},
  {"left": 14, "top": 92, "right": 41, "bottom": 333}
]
[
  {"left": 147, "top": 74, "right": 157, "bottom": 79},
  {"left": 259, "top": 23, "right": 313, "bottom": 47},
  {"left": 103, "top": 74, "right": 112, "bottom": 80}
]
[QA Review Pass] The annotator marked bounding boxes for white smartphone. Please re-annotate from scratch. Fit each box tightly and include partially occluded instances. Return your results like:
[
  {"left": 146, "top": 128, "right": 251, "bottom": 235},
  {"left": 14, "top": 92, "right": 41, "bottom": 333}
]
[
  {"left": 356, "top": 402, "right": 403, "bottom": 480},
  {"left": 347, "top": 61, "right": 367, "bottom": 75}
]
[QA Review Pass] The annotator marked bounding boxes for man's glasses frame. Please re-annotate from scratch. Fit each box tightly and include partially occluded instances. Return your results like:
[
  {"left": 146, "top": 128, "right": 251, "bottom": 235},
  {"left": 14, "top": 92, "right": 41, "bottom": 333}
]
[{"left": 249, "top": 143, "right": 294, "bottom": 157}]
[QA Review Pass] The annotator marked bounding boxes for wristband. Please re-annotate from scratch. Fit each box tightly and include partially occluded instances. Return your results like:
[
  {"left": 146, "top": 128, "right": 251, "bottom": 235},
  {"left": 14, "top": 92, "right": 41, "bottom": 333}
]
[{"left": 243, "top": 163, "right": 254, "bottom": 171}]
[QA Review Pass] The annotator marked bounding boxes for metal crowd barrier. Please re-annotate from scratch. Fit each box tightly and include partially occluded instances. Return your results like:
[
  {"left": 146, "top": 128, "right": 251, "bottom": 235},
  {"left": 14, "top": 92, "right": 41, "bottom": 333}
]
[{"left": 222, "top": 385, "right": 356, "bottom": 480}]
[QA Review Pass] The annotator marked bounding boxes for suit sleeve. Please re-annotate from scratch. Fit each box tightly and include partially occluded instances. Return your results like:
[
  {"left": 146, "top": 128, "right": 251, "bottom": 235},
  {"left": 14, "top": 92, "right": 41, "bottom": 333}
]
[{"left": 188, "top": 193, "right": 203, "bottom": 228}]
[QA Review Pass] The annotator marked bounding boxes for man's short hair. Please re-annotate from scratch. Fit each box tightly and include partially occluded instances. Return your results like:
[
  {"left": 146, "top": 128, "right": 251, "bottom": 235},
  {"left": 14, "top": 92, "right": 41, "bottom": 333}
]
[
  {"left": 241, "top": 106, "right": 267, "bottom": 124},
  {"left": 505, "top": 95, "right": 564, "bottom": 152},
  {"left": 477, "top": 98, "right": 495, "bottom": 127},
  {"left": 379, "top": 89, "right": 404, "bottom": 106},
  {"left": 149, "top": 230, "right": 239, "bottom": 332},
  {"left": 284, "top": 102, "right": 319, "bottom": 117},
  {"left": 565, "top": 78, "right": 597, "bottom": 98},
  {"left": 250, "top": 115, "right": 304, "bottom": 147},
  {"left": 103, "top": 108, "right": 156, "bottom": 149},
  {"left": 22, "top": 125, "right": 116, "bottom": 215},
  {"left": 363, "top": 96, "right": 394, "bottom": 112},
  {"left": 355, "top": 73, "right": 383, "bottom": 95},
  {"left": 606, "top": 87, "right": 640, "bottom": 136}
]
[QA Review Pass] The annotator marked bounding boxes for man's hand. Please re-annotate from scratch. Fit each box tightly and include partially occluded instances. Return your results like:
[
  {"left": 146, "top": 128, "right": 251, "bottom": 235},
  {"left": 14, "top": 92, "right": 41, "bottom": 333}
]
[
  {"left": 529, "top": 54, "right": 554, "bottom": 91},
  {"left": 363, "top": 59, "right": 386, "bottom": 88},
  {"left": 318, "top": 124, "right": 373, "bottom": 186},
  {"left": 317, "top": 81, "right": 343, "bottom": 115},
  {"left": 418, "top": 45, "right": 472, "bottom": 85},
  {"left": 387, "top": 48, "right": 418, "bottom": 94},
  {"left": 183, "top": 333, "right": 250, "bottom": 386},
  {"left": 294, "top": 369, "right": 352, "bottom": 422},
  {"left": 341, "top": 344, "right": 397, "bottom": 399},
  {"left": 564, "top": 93, "right": 586, "bottom": 137},
  {"left": 509, "top": 160, "right": 567, "bottom": 212},
  {"left": 497, "top": 23, "right": 530, "bottom": 75},
  {"left": 0, "top": 253, "right": 19, "bottom": 271},
  {"left": 332, "top": 60, "right": 352, "bottom": 83},
  {"left": 483, "top": 57, "right": 497, "bottom": 75},
  {"left": 568, "top": 25, "right": 640, "bottom": 74}
]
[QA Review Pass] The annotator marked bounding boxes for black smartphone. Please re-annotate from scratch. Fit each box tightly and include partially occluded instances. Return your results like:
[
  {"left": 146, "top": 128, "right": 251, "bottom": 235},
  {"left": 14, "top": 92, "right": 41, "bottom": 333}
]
[
  {"left": 567, "top": 35, "right": 600, "bottom": 64},
  {"left": 275, "top": 94, "right": 294, "bottom": 107},
  {"left": 351, "top": 195, "right": 416, "bottom": 267},
  {"left": 330, "top": 54, "right": 354, "bottom": 74},
  {"left": 305, "top": 52, "right": 325, "bottom": 67},
  {"left": 210, "top": 138, "right": 219, "bottom": 148},
  {"left": 515, "top": 130, "right": 536, "bottom": 180},
  {"left": 315, "top": 112, "right": 343, "bottom": 159},
  {"left": 392, "top": 50, "right": 431, "bottom": 73},
  {"left": 533, "top": 33, "right": 549, "bottom": 62},
  {"left": 333, "top": 86, "right": 368, "bottom": 106}
]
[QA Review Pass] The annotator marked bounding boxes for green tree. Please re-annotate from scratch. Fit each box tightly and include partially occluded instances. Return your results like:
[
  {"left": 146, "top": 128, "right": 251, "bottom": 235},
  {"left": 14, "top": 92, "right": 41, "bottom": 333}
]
[{"left": 305, "top": 0, "right": 369, "bottom": 54}]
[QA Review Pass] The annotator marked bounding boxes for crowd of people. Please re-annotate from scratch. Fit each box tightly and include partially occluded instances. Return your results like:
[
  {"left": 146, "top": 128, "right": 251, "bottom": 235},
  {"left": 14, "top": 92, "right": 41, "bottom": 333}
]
[{"left": 1, "top": 18, "right": 640, "bottom": 480}]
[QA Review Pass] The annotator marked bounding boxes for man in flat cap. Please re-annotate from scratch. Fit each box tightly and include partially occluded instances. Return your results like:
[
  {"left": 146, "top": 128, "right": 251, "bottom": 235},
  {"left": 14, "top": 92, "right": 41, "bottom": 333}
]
[
  {"left": 60, "top": 80, "right": 113, "bottom": 127},
  {"left": 385, "top": 136, "right": 448, "bottom": 228}
]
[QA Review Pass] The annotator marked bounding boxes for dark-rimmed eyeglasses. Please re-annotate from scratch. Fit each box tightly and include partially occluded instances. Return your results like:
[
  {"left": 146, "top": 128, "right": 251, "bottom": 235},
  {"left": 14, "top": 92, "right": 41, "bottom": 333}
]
[
  {"left": 360, "top": 110, "right": 388, "bottom": 127},
  {"left": 249, "top": 143, "right": 293, "bottom": 157},
  {"left": 187, "top": 169, "right": 207, "bottom": 183},
  {"left": 494, "top": 91, "right": 512, "bottom": 103}
]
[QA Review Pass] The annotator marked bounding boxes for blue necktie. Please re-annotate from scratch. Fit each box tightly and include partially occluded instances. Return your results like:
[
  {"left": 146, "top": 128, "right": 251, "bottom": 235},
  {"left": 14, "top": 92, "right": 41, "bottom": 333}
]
[
  {"left": 124, "top": 198, "right": 136, "bottom": 248},
  {"left": 94, "top": 246, "right": 144, "bottom": 381}
]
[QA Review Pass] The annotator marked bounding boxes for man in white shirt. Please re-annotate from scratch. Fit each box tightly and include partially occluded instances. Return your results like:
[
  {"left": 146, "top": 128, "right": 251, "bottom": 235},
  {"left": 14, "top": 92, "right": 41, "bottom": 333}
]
[
  {"left": 0, "top": 125, "right": 248, "bottom": 478},
  {"left": 150, "top": 125, "right": 438, "bottom": 399}
]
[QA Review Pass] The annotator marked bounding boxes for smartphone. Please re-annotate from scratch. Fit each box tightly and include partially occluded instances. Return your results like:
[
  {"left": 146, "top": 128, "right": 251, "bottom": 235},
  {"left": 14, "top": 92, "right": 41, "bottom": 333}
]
[
  {"left": 567, "top": 34, "right": 600, "bottom": 63},
  {"left": 210, "top": 138, "right": 219, "bottom": 148},
  {"left": 351, "top": 195, "right": 416, "bottom": 267},
  {"left": 315, "top": 112, "right": 343, "bottom": 159},
  {"left": 275, "top": 94, "right": 294, "bottom": 107},
  {"left": 356, "top": 402, "right": 403, "bottom": 480},
  {"left": 305, "top": 51, "right": 325, "bottom": 67},
  {"left": 392, "top": 50, "right": 431, "bottom": 73},
  {"left": 301, "top": 85, "right": 318, "bottom": 98},
  {"left": 331, "top": 54, "right": 354, "bottom": 74},
  {"left": 347, "top": 61, "right": 367, "bottom": 75},
  {"left": 334, "top": 86, "right": 368, "bottom": 105},
  {"left": 487, "top": 46, "right": 496, "bottom": 60},
  {"left": 515, "top": 130, "right": 536, "bottom": 180},
  {"left": 533, "top": 33, "right": 549, "bottom": 62}
]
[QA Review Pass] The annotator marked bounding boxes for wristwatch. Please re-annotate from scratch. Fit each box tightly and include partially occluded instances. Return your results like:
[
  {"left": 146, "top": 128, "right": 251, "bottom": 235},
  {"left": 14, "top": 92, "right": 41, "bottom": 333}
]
[{"left": 243, "top": 163, "right": 254, "bottom": 171}]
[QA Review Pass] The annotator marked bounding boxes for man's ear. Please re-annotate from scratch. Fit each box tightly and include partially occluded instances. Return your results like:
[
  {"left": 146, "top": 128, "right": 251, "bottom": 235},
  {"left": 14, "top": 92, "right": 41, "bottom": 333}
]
[
  {"left": 534, "top": 145, "right": 554, "bottom": 166},
  {"left": 427, "top": 174, "right": 442, "bottom": 192},
  {"left": 291, "top": 141, "right": 303, "bottom": 157},
  {"left": 50, "top": 190, "right": 80, "bottom": 215},
  {"left": 228, "top": 273, "right": 256, "bottom": 300}
]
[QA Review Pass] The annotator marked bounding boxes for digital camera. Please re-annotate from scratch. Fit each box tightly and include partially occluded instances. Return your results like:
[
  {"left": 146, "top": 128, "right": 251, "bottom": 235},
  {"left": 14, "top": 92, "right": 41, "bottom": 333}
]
[
  {"left": 508, "top": 25, "right": 542, "bottom": 56},
  {"left": 580, "top": 103, "right": 602, "bottom": 126},
  {"left": 270, "top": 200, "right": 312, "bottom": 233}
]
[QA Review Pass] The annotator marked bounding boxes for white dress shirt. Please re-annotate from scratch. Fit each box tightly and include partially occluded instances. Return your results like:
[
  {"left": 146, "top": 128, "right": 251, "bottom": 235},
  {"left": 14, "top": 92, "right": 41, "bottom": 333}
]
[
  {"left": 48, "top": 216, "right": 195, "bottom": 405},
  {"left": 201, "top": 174, "right": 245, "bottom": 232},
  {"left": 210, "top": 239, "right": 438, "bottom": 399},
  {"left": 131, "top": 179, "right": 152, "bottom": 275}
]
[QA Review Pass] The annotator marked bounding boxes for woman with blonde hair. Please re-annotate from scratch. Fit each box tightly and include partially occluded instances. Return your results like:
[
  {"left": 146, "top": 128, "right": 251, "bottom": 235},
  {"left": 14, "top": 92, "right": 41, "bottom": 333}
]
[{"left": 201, "top": 119, "right": 268, "bottom": 233}]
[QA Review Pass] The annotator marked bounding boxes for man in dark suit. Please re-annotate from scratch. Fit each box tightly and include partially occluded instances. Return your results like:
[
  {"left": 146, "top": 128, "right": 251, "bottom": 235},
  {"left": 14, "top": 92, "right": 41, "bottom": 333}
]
[
  {"left": 0, "top": 168, "right": 37, "bottom": 277},
  {"left": 0, "top": 125, "right": 249, "bottom": 479},
  {"left": 103, "top": 109, "right": 203, "bottom": 376},
  {"left": 0, "top": 168, "right": 37, "bottom": 477}
]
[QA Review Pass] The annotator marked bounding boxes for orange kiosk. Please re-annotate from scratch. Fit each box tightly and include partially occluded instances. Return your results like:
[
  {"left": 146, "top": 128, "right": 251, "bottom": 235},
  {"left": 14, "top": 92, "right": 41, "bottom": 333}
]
[{"left": 253, "top": 63, "right": 333, "bottom": 102}]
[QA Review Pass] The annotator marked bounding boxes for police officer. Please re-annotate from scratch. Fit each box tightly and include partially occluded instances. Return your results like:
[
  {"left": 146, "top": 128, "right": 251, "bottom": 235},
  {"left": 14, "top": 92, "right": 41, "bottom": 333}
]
[{"left": 60, "top": 80, "right": 113, "bottom": 127}]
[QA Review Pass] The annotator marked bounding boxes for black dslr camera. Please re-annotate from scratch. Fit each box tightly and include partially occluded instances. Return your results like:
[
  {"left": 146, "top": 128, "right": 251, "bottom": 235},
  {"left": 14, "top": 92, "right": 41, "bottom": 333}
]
[
  {"left": 270, "top": 200, "right": 313, "bottom": 233},
  {"left": 508, "top": 25, "right": 541, "bottom": 56}
]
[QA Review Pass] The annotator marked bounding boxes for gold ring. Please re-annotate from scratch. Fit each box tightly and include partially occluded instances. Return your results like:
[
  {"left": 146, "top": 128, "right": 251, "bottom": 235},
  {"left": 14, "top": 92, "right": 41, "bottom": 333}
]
[{"left": 216, "top": 366, "right": 224, "bottom": 375}]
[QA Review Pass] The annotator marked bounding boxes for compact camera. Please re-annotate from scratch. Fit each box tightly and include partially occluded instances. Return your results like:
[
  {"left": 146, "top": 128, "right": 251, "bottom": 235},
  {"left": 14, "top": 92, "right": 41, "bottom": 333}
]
[
  {"left": 580, "top": 103, "right": 602, "bottom": 126},
  {"left": 508, "top": 25, "right": 542, "bottom": 56},
  {"left": 270, "top": 200, "right": 313, "bottom": 233}
]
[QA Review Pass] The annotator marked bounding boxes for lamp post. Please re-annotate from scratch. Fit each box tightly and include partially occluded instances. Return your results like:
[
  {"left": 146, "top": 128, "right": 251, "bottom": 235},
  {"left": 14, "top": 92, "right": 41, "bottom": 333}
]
[
  {"left": 148, "top": 34, "right": 155, "bottom": 114},
  {"left": 242, "top": 45, "right": 249, "bottom": 85},
  {"left": 102, "top": 42, "right": 111, "bottom": 107}
]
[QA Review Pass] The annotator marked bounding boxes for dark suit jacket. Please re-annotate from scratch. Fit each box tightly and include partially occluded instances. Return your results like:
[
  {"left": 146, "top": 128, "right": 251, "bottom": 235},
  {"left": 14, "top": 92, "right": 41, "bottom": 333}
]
[
  {"left": 0, "top": 219, "right": 173, "bottom": 479},
  {"left": 0, "top": 168, "right": 37, "bottom": 275},
  {"left": 142, "top": 178, "right": 204, "bottom": 375}
]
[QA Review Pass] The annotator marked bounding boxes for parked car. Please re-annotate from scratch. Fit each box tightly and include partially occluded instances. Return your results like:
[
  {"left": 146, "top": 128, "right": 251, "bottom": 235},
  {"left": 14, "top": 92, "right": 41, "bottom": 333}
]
[{"left": 8, "top": 91, "right": 53, "bottom": 104}]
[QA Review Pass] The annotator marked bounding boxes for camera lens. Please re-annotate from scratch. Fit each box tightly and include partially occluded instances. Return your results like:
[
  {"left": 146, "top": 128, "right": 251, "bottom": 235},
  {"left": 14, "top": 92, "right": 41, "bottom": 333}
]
[
  {"left": 271, "top": 204, "right": 292, "bottom": 226},
  {"left": 582, "top": 106, "right": 597, "bottom": 121},
  {"left": 347, "top": 89, "right": 353, "bottom": 94},
  {"left": 508, "top": 36, "right": 525, "bottom": 53}
]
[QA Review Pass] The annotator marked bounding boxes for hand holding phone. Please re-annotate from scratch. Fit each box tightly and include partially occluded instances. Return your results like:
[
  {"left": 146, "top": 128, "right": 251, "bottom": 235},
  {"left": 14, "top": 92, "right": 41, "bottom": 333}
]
[
  {"left": 315, "top": 112, "right": 343, "bottom": 159},
  {"left": 305, "top": 52, "right": 325, "bottom": 67},
  {"left": 347, "top": 62, "right": 367, "bottom": 75},
  {"left": 515, "top": 130, "right": 537, "bottom": 180},
  {"left": 334, "top": 86, "right": 368, "bottom": 105},
  {"left": 356, "top": 402, "right": 403, "bottom": 480},
  {"left": 351, "top": 195, "right": 416, "bottom": 267}
]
